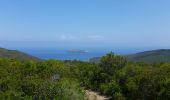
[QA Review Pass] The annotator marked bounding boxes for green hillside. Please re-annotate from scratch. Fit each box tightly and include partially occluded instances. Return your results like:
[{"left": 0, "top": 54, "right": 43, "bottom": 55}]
[
  {"left": 126, "top": 49, "right": 170, "bottom": 62},
  {"left": 90, "top": 49, "right": 170, "bottom": 63},
  {"left": 0, "top": 48, "right": 41, "bottom": 61}
]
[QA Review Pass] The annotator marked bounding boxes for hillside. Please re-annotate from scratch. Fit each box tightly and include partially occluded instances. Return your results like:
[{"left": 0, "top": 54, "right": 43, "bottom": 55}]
[
  {"left": 126, "top": 49, "right": 170, "bottom": 62},
  {"left": 0, "top": 48, "right": 41, "bottom": 61},
  {"left": 89, "top": 57, "right": 101, "bottom": 64},
  {"left": 90, "top": 49, "right": 170, "bottom": 63}
]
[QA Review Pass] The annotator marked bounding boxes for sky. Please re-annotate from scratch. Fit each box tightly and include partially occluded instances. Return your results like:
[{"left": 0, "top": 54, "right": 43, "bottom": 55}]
[{"left": 0, "top": 0, "right": 170, "bottom": 50}]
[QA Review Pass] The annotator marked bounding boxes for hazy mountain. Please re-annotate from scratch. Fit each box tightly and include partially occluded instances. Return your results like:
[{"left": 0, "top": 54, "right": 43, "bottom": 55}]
[{"left": 0, "top": 48, "right": 41, "bottom": 61}]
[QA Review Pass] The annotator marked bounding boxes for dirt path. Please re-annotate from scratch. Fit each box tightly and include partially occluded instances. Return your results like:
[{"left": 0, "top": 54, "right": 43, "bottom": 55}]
[{"left": 85, "top": 90, "right": 110, "bottom": 100}]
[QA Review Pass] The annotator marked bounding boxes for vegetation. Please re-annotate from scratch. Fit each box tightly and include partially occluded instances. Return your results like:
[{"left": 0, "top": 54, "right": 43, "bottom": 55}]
[
  {"left": 0, "top": 49, "right": 170, "bottom": 100},
  {"left": 68, "top": 52, "right": 170, "bottom": 100},
  {"left": 0, "top": 59, "right": 84, "bottom": 100}
]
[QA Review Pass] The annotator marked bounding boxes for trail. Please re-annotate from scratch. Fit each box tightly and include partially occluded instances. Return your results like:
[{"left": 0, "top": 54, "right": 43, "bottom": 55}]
[{"left": 85, "top": 90, "right": 110, "bottom": 100}]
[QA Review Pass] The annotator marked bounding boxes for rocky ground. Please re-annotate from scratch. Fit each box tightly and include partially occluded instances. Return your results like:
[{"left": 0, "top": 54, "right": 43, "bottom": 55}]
[{"left": 85, "top": 90, "right": 110, "bottom": 100}]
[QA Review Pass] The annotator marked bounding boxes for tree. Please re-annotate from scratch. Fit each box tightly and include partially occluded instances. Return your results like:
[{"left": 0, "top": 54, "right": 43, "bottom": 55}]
[{"left": 99, "top": 52, "right": 127, "bottom": 79}]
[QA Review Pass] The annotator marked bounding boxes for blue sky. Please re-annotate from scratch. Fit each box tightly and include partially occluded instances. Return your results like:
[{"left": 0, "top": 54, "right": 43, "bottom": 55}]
[{"left": 0, "top": 0, "right": 170, "bottom": 50}]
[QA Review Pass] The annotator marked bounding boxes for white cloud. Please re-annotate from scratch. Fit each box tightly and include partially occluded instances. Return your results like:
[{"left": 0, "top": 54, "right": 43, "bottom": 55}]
[
  {"left": 87, "top": 35, "right": 104, "bottom": 40},
  {"left": 58, "top": 34, "right": 105, "bottom": 42},
  {"left": 59, "top": 35, "right": 67, "bottom": 40},
  {"left": 59, "top": 35, "right": 78, "bottom": 40}
]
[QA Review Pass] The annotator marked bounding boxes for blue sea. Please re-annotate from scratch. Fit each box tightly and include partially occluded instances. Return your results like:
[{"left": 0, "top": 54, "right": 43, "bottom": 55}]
[
  {"left": 20, "top": 48, "right": 150, "bottom": 61},
  {"left": 25, "top": 49, "right": 107, "bottom": 61}
]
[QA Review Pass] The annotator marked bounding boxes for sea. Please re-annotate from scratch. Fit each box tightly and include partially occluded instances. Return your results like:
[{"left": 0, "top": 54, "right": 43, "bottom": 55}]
[
  {"left": 24, "top": 49, "right": 107, "bottom": 61},
  {"left": 20, "top": 48, "right": 147, "bottom": 61}
]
